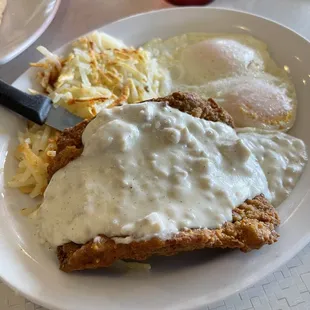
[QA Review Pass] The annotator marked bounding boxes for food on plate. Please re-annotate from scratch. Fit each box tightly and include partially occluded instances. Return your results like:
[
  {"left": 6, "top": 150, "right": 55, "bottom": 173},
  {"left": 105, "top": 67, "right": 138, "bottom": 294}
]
[
  {"left": 34, "top": 31, "right": 169, "bottom": 117},
  {"left": 9, "top": 31, "right": 169, "bottom": 197},
  {"left": 31, "top": 92, "right": 280, "bottom": 272},
  {"left": 238, "top": 128, "right": 308, "bottom": 206},
  {"left": 7, "top": 125, "right": 56, "bottom": 198},
  {"left": 7, "top": 30, "right": 308, "bottom": 272},
  {"left": 58, "top": 194, "right": 278, "bottom": 272},
  {"left": 8, "top": 123, "right": 59, "bottom": 197},
  {"left": 9, "top": 32, "right": 301, "bottom": 198},
  {"left": 144, "top": 33, "right": 297, "bottom": 130},
  {"left": 198, "top": 76, "right": 296, "bottom": 130},
  {"left": 0, "top": 0, "right": 7, "bottom": 25}
]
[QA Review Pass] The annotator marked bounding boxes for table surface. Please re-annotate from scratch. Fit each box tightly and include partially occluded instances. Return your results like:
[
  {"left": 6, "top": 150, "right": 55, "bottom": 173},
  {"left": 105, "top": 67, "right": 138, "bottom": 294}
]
[{"left": 1, "top": 0, "right": 310, "bottom": 309}]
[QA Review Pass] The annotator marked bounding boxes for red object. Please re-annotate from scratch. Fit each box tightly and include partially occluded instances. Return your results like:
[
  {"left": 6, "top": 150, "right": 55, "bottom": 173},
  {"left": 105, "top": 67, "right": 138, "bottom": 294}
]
[{"left": 165, "top": 0, "right": 214, "bottom": 5}]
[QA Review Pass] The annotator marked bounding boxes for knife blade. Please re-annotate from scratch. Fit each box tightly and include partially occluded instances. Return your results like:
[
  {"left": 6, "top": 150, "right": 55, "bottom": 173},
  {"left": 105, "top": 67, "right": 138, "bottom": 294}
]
[
  {"left": 0, "top": 79, "right": 84, "bottom": 131},
  {"left": 45, "top": 105, "right": 84, "bottom": 131}
]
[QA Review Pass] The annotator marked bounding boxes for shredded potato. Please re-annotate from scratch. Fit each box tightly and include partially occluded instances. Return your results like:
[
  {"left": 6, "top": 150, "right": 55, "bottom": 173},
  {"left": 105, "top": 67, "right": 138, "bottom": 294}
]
[
  {"left": 9, "top": 31, "right": 170, "bottom": 197},
  {"left": 37, "top": 31, "right": 170, "bottom": 119},
  {"left": 8, "top": 123, "right": 59, "bottom": 197}
]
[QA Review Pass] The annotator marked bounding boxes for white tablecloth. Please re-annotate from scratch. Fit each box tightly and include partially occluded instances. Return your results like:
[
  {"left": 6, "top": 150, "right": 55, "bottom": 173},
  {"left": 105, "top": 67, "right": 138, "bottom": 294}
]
[{"left": 1, "top": 1, "right": 310, "bottom": 309}]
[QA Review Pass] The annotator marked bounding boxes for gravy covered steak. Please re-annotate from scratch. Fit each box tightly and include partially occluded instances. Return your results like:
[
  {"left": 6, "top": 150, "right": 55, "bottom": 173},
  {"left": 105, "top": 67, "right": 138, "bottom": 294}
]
[{"left": 35, "top": 92, "right": 279, "bottom": 272}]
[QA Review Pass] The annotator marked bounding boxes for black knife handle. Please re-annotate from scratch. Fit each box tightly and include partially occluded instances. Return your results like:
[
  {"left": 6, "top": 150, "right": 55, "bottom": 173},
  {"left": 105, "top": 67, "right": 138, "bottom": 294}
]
[{"left": 0, "top": 79, "right": 52, "bottom": 125}]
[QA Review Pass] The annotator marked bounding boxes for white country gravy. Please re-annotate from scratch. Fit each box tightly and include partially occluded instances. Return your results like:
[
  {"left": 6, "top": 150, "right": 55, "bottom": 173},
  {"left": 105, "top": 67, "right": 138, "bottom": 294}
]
[
  {"left": 33, "top": 102, "right": 271, "bottom": 247},
  {"left": 238, "top": 128, "right": 307, "bottom": 207}
]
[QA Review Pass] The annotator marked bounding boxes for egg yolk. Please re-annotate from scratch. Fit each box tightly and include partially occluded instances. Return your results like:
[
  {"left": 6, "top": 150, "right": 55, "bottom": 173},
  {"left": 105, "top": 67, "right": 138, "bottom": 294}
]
[
  {"left": 218, "top": 78, "right": 294, "bottom": 129},
  {"left": 180, "top": 39, "right": 264, "bottom": 85}
]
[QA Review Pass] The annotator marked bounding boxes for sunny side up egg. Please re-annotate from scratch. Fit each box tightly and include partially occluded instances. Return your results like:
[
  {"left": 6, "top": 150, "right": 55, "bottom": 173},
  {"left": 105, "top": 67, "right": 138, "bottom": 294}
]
[{"left": 144, "top": 33, "right": 297, "bottom": 131}]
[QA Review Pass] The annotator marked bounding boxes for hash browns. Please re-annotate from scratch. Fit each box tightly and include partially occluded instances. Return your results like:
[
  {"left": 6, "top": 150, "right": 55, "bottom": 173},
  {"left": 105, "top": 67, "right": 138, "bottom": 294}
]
[{"left": 48, "top": 92, "right": 279, "bottom": 272}]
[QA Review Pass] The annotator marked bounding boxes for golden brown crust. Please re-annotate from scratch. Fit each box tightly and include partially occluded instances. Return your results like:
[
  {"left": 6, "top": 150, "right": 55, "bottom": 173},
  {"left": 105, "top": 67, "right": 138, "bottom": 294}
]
[
  {"left": 56, "top": 119, "right": 90, "bottom": 153},
  {"left": 47, "top": 91, "right": 279, "bottom": 272},
  {"left": 145, "top": 92, "right": 235, "bottom": 128},
  {"left": 57, "top": 195, "right": 279, "bottom": 272},
  {"left": 47, "top": 120, "right": 89, "bottom": 179}
]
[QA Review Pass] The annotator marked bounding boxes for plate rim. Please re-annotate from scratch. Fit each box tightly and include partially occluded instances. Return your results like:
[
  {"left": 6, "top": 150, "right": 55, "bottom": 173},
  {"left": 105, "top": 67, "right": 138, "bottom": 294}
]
[
  {"left": 2, "top": 6, "right": 310, "bottom": 310},
  {"left": 0, "top": 0, "right": 62, "bottom": 65}
]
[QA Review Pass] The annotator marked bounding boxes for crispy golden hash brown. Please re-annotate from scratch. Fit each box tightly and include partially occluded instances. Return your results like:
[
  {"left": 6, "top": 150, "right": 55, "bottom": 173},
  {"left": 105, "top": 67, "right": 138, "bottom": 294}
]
[{"left": 48, "top": 92, "right": 279, "bottom": 272}]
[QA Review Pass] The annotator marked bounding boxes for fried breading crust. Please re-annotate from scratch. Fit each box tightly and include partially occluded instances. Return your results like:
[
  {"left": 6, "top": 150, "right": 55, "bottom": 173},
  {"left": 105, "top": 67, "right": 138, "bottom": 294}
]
[
  {"left": 47, "top": 120, "right": 89, "bottom": 180},
  {"left": 48, "top": 92, "right": 279, "bottom": 272},
  {"left": 58, "top": 195, "right": 279, "bottom": 272},
  {"left": 145, "top": 92, "right": 235, "bottom": 128}
]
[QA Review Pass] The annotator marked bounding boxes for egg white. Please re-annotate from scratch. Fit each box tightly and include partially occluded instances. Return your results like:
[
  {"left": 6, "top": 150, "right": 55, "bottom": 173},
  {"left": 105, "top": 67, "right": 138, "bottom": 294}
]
[{"left": 144, "top": 33, "right": 297, "bottom": 131}]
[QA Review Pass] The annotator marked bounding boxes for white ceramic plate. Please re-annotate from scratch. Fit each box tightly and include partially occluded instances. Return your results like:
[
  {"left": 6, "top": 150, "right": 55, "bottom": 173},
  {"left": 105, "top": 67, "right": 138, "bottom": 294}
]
[
  {"left": 1, "top": 7, "right": 310, "bottom": 310},
  {"left": 0, "top": 0, "right": 61, "bottom": 65}
]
